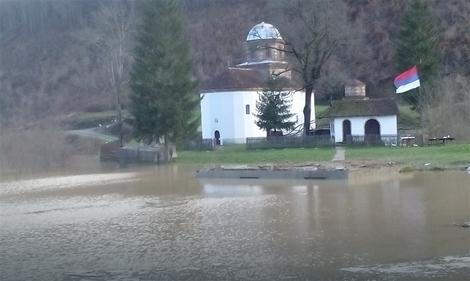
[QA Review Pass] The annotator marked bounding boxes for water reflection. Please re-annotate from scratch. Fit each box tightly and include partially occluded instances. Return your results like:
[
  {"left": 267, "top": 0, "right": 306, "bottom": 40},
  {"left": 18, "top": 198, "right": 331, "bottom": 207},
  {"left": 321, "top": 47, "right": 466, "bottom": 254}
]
[
  {"left": 0, "top": 172, "right": 139, "bottom": 197},
  {"left": 202, "top": 182, "right": 264, "bottom": 197},
  {"left": 1, "top": 167, "right": 469, "bottom": 280}
]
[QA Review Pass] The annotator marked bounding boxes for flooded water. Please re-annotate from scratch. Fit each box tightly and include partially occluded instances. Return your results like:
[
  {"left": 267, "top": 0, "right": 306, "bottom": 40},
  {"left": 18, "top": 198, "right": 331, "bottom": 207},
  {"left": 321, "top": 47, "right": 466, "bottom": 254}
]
[{"left": 1, "top": 166, "right": 470, "bottom": 281}]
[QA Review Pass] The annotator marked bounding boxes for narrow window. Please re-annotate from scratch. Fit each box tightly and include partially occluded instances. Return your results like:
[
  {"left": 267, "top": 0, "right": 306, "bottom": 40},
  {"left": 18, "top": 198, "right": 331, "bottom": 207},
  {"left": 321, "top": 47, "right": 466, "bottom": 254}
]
[
  {"left": 245, "top": 104, "right": 250, "bottom": 115},
  {"left": 272, "top": 48, "right": 278, "bottom": 60}
]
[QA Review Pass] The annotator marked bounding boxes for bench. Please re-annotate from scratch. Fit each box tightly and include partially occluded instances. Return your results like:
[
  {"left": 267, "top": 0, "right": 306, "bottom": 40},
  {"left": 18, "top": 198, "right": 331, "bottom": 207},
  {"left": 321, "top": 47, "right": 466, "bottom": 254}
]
[
  {"left": 400, "top": 136, "right": 416, "bottom": 147},
  {"left": 428, "top": 136, "right": 455, "bottom": 145}
]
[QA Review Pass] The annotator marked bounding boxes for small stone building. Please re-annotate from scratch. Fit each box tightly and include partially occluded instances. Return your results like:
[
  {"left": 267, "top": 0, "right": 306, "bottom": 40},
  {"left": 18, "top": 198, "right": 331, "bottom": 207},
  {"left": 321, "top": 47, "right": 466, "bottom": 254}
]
[{"left": 325, "top": 80, "right": 398, "bottom": 145}]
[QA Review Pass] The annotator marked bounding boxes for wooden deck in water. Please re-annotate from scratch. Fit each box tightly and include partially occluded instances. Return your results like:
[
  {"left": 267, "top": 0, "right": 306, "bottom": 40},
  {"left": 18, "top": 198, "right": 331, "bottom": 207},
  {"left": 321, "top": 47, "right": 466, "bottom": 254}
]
[{"left": 196, "top": 166, "right": 347, "bottom": 180}]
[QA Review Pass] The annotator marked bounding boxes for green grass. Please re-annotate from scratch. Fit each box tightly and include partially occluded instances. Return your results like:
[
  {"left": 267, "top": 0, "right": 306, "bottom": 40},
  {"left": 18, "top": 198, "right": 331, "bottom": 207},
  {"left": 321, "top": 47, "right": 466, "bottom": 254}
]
[
  {"left": 62, "top": 111, "right": 117, "bottom": 129},
  {"left": 62, "top": 110, "right": 131, "bottom": 130},
  {"left": 178, "top": 142, "right": 470, "bottom": 169},
  {"left": 177, "top": 145, "right": 335, "bottom": 165},
  {"left": 346, "top": 143, "right": 470, "bottom": 169},
  {"left": 315, "top": 104, "right": 329, "bottom": 116}
]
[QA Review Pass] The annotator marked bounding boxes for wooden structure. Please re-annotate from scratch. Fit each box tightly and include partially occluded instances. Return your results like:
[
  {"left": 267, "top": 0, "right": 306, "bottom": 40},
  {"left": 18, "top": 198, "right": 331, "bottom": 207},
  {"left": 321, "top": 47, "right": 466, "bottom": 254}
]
[
  {"left": 197, "top": 166, "right": 347, "bottom": 180},
  {"left": 100, "top": 142, "right": 175, "bottom": 165}
]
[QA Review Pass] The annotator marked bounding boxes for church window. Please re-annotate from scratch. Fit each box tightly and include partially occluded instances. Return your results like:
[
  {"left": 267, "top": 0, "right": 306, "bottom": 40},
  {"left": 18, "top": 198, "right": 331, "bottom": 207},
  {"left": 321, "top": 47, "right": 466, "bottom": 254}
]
[
  {"left": 245, "top": 104, "right": 250, "bottom": 115},
  {"left": 272, "top": 48, "right": 278, "bottom": 60}
]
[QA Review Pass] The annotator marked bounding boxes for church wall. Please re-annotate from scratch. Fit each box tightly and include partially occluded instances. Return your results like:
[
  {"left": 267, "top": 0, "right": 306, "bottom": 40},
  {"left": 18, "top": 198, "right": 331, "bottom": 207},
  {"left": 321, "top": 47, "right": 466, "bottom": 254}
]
[
  {"left": 332, "top": 115, "right": 397, "bottom": 143},
  {"left": 200, "top": 89, "right": 314, "bottom": 144},
  {"left": 200, "top": 90, "right": 265, "bottom": 144}
]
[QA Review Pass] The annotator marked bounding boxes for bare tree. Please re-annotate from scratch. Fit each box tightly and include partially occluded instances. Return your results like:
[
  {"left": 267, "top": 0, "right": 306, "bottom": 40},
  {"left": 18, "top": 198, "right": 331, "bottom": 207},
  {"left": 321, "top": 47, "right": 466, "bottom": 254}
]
[
  {"left": 269, "top": 0, "right": 351, "bottom": 135},
  {"left": 92, "top": 0, "right": 135, "bottom": 146},
  {"left": 424, "top": 74, "right": 470, "bottom": 139}
]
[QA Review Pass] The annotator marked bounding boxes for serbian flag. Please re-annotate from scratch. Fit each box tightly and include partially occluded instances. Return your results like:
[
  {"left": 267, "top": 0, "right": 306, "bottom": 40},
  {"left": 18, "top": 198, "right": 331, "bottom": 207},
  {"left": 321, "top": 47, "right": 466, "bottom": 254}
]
[{"left": 394, "top": 66, "right": 421, "bottom": 94}]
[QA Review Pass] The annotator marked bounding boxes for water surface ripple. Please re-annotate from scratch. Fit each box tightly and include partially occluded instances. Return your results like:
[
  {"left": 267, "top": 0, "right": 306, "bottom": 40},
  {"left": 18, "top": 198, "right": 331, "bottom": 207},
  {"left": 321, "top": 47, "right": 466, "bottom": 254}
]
[{"left": 1, "top": 167, "right": 469, "bottom": 280}]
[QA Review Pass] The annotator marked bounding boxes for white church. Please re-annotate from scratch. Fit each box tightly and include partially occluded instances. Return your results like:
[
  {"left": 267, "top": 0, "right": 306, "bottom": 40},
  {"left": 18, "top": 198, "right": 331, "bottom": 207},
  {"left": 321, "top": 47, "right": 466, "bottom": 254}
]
[{"left": 200, "top": 22, "right": 314, "bottom": 144}]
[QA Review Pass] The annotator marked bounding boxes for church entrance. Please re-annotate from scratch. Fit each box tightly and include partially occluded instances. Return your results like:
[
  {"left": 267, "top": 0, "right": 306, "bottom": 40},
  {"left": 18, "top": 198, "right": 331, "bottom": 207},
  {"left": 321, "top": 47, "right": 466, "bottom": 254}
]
[
  {"left": 214, "top": 130, "right": 221, "bottom": 145},
  {"left": 342, "top": 120, "right": 351, "bottom": 144},
  {"left": 364, "top": 119, "right": 381, "bottom": 144}
]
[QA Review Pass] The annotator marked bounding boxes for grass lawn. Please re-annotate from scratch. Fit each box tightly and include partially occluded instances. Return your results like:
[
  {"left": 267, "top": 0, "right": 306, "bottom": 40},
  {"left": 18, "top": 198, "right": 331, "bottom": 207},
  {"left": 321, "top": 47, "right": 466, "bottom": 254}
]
[
  {"left": 177, "top": 143, "right": 470, "bottom": 169},
  {"left": 315, "top": 104, "right": 330, "bottom": 116},
  {"left": 346, "top": 143, "right": 470, "bottom": 169},
  {"left": 177, "top": 145, "right": 335, "bottom": 165}
]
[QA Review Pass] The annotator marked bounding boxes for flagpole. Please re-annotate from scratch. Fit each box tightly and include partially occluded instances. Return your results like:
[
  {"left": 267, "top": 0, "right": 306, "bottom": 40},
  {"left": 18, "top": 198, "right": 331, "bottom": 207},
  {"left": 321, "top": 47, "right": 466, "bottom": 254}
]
[
  {"left": 418, "top": 59, "right": 422, "bottom": 111},
  {"left": 418, "top": 86, "right": 422, "bottom": 111},
  {"left": 417, "top": 61, "right": 424, "bottom": 129}
]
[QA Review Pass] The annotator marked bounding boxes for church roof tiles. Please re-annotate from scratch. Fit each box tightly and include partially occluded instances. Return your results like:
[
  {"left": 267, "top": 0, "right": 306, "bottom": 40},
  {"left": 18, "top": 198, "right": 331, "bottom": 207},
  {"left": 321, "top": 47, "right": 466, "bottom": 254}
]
[
  {"left": 201, "top": 67, "right": 296, "bottom": 92},
  {"left": 322, "top": 98, "right": 398, "bottom": 118}
]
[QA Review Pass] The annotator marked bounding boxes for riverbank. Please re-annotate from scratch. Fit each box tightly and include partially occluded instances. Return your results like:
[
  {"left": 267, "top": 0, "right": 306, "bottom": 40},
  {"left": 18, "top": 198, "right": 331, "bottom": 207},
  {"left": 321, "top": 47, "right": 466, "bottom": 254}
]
[
  {"left": 346, "top": 143, "right": 470, "bottom": 171},
  {"left": 176, "top": 143, "right": 470, "bottom": 171},
  {"left": 176, "top": 145, "right": 335, "bottom": 165}
]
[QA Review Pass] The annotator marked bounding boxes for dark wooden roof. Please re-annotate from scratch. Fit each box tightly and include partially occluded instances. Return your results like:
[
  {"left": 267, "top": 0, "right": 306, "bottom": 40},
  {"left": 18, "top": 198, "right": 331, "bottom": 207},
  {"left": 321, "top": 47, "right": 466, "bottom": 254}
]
[
  {"left": 345, "top": 79, "right": 365, "bottom": 87},
  {"left": 322, "top": 98, "right": 398, "bottom": 118},
  {"left": 201, "top": 67, "right": 297, "bottom": 91},
  {"left": 201, "top": 68, "right": 265, "bottom": 91}
]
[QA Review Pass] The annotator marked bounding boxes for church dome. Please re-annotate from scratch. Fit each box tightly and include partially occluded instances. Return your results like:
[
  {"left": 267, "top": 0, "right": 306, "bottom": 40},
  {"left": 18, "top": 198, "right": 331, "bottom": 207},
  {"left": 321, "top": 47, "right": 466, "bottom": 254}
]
[{"left": 246, "top": 22, "right": 282, "bottom": 41}]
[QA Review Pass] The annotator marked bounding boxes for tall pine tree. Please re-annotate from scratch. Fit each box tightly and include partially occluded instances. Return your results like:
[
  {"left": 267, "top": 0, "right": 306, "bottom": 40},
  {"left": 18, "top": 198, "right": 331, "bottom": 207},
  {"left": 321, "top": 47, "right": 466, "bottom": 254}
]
[
  {"left": 130, "top": 0, "right": 199, "bottom": 145},
  {"left": 255, "top": 78, "right": 296, "bottom": 137},
  {"left": 396, "top": 0, "right": 439, "bottom": 108}
]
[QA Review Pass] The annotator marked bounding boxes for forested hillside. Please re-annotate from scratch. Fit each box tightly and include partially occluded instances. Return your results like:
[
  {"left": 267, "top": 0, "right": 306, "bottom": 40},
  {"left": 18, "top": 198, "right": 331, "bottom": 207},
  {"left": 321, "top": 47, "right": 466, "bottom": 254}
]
[{"left": 0, "top": 0, "right": 468, "bottom": 127}]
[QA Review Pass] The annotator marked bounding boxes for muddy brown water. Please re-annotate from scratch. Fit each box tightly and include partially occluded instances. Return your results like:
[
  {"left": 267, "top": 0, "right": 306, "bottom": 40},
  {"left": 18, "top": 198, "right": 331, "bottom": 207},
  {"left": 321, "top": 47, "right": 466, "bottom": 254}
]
[{"left": 1, "top": 166, "right": 469, "bottom": 281}]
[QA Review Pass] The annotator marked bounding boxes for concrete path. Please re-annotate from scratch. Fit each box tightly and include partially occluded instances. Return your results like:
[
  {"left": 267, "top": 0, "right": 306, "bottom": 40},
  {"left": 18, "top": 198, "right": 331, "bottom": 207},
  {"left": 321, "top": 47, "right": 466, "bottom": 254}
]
[{"left": 332, "top": 146, "right": 345, "bottom": 162}]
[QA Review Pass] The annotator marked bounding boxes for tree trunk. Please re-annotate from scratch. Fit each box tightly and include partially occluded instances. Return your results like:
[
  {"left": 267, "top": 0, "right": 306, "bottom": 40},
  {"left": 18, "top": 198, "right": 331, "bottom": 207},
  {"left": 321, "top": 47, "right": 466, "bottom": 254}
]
[
  {"left": 116, "top": 103, "right": 123, "bottom": 147},
  {"left": 303, "top": 85, "right": 313, "bottom": 135}
]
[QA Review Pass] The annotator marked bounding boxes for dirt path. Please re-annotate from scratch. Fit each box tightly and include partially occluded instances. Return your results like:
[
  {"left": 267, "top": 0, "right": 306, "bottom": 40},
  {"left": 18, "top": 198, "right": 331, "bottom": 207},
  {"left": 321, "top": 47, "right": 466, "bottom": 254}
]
[
  {"left": 332, "top": 147, "right": 345, "bottom": 162},
  {"left": 66, "top": 128, "right": 117, "bottom": 142}
]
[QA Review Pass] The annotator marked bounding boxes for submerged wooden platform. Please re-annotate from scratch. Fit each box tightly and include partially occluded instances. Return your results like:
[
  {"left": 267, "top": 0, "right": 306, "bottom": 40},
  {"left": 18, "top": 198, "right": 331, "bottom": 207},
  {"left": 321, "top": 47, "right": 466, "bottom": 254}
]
[
  {"left": 196, "top": 166, "right": 347, "bottom": 180},
  {"left": 100, "top": 142, "right": 175, "bottom": 165}
]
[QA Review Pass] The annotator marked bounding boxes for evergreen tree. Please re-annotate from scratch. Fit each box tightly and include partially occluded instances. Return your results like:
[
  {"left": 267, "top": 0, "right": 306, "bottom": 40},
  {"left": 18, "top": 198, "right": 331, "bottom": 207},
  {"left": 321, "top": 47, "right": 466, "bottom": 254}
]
[
  {"left": 255, "top": 78, "right": 296, "bottom": 137},
  {"left": 130, "top": 0, "right": 199, "bottom": 145},
  {"left": 396, "top": 0, "right": 439, "bottom": 108}
]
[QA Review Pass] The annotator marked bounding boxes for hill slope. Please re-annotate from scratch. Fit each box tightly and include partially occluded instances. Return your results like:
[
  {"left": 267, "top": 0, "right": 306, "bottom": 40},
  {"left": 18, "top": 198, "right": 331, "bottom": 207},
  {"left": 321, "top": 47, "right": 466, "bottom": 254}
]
[{"left": 0, "top": 0, "right": 468, "bottom": 127}]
